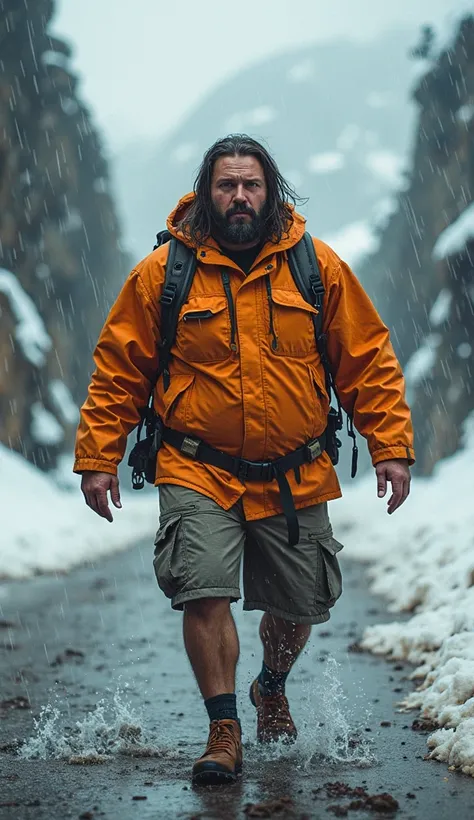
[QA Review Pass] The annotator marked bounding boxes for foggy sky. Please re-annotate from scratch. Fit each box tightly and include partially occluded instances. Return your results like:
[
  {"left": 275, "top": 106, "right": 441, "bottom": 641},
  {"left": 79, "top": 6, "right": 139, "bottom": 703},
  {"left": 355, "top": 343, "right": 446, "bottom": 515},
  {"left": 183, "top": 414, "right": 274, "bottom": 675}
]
[{"left": 52, "top": 0, "right": 469, "bottom": 152}]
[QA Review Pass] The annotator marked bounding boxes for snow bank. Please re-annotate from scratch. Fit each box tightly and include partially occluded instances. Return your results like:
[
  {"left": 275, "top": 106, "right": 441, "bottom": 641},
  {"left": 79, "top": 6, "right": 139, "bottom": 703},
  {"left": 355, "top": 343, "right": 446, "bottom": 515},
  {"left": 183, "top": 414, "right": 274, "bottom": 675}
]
[
  {"left": 332, "top": 412, "right": 474, "bottom": 777},
  {"left": 0, "top": 445, "right": 157, "bottom": 579}
]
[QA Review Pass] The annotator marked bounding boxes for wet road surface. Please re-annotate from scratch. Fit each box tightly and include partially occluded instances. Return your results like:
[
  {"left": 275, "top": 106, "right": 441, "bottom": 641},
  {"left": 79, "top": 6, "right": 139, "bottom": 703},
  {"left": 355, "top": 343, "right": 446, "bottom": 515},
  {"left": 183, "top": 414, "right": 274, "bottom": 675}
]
[{"left": 1, "top": 539, "right": 474, "bottom": 819}]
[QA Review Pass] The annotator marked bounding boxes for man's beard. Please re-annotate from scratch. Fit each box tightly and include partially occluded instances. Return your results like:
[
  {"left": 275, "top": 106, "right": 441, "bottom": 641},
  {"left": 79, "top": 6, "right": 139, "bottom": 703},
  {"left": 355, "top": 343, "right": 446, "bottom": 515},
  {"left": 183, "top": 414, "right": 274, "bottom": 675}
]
[{"left": 210, "top": 201, "right": 267, "bottom": 245}]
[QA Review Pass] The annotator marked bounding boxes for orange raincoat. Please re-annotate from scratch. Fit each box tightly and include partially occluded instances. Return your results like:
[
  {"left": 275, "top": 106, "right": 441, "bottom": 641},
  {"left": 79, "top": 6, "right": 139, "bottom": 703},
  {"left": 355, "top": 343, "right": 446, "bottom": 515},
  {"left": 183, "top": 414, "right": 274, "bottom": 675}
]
[{"left": 74, "top": 193, "right": 415, "bottom": 519}]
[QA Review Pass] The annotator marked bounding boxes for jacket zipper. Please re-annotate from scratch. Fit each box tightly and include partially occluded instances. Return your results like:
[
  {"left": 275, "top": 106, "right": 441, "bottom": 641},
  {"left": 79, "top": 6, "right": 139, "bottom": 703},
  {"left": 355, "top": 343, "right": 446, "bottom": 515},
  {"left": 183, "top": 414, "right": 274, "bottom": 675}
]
[
  {"left": 182, "top": 310, "right": 213, "bottom": 322},
  {"left": 221, "top": 270, "right": 238, "bottom": 352},
  {"left": 265, "top": 276, "right": 279, "bottom": 350}
]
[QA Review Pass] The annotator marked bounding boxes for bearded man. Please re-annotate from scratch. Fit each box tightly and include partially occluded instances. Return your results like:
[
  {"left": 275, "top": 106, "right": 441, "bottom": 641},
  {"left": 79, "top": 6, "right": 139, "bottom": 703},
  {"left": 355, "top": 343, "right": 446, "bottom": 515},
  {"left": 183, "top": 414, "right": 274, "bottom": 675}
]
[{"left": 74, "top": 134, "right": 414, "bottom": 786}]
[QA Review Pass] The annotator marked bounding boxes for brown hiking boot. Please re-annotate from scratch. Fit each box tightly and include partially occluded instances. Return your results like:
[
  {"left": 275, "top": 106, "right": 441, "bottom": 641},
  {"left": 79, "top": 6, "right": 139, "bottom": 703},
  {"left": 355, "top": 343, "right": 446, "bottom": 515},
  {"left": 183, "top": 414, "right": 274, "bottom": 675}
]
[
  {"left": 192, "top": 719, "right": 242, "bottom": 785},
  {"left": 249, "top": 678, "right": 298, "bottom": 744}
]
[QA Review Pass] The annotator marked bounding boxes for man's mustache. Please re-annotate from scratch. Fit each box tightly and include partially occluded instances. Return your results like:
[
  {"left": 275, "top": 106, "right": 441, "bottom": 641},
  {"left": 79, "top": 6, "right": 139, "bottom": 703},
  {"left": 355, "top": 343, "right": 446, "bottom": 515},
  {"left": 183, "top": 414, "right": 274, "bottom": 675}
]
[{"left": 225, "top": 205, "right": 257, "bottom": 220}]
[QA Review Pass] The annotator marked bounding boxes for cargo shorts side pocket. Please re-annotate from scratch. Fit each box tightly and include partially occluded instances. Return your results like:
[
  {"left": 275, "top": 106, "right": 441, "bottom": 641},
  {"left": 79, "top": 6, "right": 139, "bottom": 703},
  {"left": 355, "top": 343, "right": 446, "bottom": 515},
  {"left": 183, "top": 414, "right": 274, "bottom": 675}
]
[
  {"left": 312, "top": 534, "right": 344, "bottom": 608},
  {"left": 153, "top": 514, "right": 188, "bottom": 599}
]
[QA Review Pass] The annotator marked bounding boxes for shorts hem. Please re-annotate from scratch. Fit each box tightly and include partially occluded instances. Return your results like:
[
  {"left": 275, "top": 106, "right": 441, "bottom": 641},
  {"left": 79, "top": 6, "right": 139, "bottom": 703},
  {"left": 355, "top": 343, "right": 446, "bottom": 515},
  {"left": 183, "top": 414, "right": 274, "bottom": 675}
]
[
  {"left": 171, "top": 586, "right": 241, "bottom": 611},
  {"left": 243, "top": 600, "right": 331, "bottom": 625}
]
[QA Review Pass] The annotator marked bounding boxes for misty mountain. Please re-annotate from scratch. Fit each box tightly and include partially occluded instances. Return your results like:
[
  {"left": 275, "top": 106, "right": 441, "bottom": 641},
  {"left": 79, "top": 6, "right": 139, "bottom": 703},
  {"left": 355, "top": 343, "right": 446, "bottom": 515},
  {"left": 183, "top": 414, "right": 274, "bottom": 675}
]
[{"left": 114, "top": 29, "right": 419, "bottom": 261}]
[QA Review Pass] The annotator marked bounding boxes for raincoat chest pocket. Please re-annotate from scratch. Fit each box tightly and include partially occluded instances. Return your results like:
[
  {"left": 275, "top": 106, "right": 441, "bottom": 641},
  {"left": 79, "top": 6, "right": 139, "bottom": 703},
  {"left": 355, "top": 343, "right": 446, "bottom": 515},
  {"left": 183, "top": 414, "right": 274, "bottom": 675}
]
[
  {"left": 175, "top": 295, "right": 230, "bottom": 363},
  {"left": 268, "top": 289, "right": 318, "bottom": 357},
  {"left": 311, "top": 533, "right": 344, "bottom": 608},
  {"left": 153, "top": 514, "right": 188, "bottom": 599}
]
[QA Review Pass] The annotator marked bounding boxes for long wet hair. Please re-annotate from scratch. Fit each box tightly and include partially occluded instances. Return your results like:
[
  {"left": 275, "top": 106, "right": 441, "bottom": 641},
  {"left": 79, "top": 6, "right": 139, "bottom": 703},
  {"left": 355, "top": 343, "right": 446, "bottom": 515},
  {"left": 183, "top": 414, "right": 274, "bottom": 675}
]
[{"left": 178, "top": 134, "right": 306, "bottom": 246}]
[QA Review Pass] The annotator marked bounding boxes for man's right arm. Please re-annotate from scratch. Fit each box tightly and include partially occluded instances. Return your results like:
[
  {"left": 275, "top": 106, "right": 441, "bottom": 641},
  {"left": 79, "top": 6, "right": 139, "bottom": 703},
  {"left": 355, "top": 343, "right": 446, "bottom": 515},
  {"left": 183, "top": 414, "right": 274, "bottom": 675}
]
[{"left": 74, "top": 265, "right": 161, "bottom": 480}]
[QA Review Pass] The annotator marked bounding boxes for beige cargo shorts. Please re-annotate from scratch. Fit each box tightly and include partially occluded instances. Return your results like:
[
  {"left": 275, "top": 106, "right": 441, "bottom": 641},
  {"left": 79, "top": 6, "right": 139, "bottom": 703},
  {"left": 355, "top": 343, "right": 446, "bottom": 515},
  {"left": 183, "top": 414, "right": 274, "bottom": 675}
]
[{"left": 153, "top": 484, "right": 344, "bottom": 625}]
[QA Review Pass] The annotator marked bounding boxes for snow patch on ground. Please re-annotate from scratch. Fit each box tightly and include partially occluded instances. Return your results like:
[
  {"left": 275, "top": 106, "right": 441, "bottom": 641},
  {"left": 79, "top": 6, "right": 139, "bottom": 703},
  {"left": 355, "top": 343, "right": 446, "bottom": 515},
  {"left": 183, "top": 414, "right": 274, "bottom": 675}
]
[
  {"left": 332, "top": 412, "right": 474, "bottom": 776},
  {"left": 0, "top": 445, "right": 158, "bottom": 579}
]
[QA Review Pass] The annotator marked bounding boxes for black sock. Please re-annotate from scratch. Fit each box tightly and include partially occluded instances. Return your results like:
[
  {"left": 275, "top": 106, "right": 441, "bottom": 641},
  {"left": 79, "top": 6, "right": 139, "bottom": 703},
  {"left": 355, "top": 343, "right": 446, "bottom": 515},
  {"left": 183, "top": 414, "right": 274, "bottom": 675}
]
[
  {"left": 258, "top": 661, "right": 289, "bottom": 696},
  {"left": 204, "top": 693, "right": 238, "bottom": 723}
]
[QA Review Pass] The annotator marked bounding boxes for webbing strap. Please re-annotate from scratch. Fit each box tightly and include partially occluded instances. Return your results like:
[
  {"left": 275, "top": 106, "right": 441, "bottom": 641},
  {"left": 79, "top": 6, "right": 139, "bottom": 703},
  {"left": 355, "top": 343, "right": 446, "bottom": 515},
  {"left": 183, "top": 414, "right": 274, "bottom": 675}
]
[
  {"left": 161, "top": 425, "right": 327, "bottom": 546},
  {"left": 158, "top": 238, "right": 197, "bottom": 391}
]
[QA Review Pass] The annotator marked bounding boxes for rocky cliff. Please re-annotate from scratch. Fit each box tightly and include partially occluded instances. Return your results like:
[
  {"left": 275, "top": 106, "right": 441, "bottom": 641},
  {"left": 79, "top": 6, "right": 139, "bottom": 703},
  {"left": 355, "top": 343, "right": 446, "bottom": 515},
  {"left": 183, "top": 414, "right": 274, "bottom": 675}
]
[
  {"left": 361, "top": 15, "right": 474, "bottom": 474},
  {"left": 0, "top": 0, "right": 128, "bottom": 469}
]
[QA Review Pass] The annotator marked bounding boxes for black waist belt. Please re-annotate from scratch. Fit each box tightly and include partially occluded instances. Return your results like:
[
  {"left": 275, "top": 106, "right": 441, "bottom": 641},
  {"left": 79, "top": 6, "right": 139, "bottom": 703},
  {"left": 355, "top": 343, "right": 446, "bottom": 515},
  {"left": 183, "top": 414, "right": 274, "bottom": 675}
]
[{"left": 161, "top": 426, "right": 327, "bottom": 546}]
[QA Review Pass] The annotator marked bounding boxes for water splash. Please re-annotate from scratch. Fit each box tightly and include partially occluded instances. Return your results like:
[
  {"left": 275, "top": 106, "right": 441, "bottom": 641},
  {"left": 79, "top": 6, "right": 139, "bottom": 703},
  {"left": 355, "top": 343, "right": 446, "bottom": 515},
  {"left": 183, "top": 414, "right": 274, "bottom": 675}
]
[
  {"left": 243, "top": 656, "right": 376, "bottom": 769},
  {"left": 19, "top": 689, "right": 167, "bottom": 763},
  {"left": 298, "top": 655, "right": 376, "bottom": 768}
]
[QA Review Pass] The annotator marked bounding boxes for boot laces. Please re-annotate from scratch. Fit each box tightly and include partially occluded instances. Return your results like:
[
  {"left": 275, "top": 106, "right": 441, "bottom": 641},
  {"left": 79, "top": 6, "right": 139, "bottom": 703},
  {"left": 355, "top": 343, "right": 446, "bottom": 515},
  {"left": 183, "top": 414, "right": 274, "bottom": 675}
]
[{"left": 206, "top": 721, "right": 237, "bottom": 755}]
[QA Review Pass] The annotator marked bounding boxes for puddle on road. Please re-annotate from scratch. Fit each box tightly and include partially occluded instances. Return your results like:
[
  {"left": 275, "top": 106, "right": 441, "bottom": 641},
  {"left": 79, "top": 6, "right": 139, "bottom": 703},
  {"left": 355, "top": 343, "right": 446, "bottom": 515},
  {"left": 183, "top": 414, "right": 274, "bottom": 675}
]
[{"left": 19, "top": 656, "right": 376, "bottom": 773}]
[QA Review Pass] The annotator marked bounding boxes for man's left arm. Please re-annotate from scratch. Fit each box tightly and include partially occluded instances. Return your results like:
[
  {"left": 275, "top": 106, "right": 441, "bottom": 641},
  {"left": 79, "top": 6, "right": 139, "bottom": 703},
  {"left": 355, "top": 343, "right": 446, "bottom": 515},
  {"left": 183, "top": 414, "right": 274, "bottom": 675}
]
[{"left": 322, "top": 256, "right": 415, "bottom": 513}]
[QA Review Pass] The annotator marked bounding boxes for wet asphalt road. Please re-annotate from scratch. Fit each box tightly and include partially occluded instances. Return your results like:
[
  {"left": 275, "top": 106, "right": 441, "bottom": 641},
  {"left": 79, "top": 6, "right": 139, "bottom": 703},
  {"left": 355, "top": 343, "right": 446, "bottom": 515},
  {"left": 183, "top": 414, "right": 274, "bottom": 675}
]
[{"left": 1, "top": 537, "right": 474, "bottom": 820}]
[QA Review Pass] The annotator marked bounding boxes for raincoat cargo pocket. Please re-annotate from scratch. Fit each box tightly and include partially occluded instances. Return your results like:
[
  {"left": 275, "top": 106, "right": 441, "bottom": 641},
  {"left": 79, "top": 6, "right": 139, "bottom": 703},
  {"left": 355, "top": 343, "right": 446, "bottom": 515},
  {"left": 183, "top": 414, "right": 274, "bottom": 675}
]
[
  {"left": 153, "top": 514, "right": 188, "bottom": 599},
  {"left": 269, "top": 289, "right": 318, "bottom": 358},
  {"left": 176, "top": 295, "right": 230, "bottom": 362},
  {"left": 312, "top": 535, "right": 344, "bottom": 608}
]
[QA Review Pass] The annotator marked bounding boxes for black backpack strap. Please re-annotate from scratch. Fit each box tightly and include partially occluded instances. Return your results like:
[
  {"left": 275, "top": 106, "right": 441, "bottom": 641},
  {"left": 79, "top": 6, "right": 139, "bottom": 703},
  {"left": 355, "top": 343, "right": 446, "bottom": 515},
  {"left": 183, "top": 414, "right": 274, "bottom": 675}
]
[
  {"left": 288, "top": 232, "right": 358, "bottom": 478},
  {"left": 154, "top": 229, "right": 172, "bottom": 250},
  {"left": 158, "top": 238, "right": 197, "bottom": 391},
  {"left": 287, "top": 232, "right": 330, "bottom": 393}
]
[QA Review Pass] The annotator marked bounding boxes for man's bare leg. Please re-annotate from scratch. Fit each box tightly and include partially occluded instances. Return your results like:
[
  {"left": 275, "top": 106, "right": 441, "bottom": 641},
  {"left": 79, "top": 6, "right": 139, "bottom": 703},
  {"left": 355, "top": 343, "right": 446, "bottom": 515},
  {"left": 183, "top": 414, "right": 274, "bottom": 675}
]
[
  {"left": 183, "top": 597, "right": 239, "bottom": 699},
  {"left": 259, "top": 613, "right": 311, "bottom": 673},
  {"left": 249, "top": 614, "right": 311, "bottom": 742},
  {"left": 185, "top": 598, "right": 242, "bottom": 785}
]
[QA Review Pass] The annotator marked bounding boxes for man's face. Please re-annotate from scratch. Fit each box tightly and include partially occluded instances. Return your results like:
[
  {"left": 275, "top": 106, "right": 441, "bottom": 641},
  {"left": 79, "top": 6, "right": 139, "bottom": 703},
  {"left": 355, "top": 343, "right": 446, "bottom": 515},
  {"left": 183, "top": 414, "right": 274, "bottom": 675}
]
[{"left": 210, "top": 155, "right": 268, "bottom": 247}]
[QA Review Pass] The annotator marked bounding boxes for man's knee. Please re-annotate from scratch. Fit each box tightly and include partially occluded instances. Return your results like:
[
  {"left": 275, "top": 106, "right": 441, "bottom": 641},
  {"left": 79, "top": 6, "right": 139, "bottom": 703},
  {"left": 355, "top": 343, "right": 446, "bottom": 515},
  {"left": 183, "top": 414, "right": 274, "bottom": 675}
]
[{"left": 184, "top": 597, "right": 231, "bottom": 619}]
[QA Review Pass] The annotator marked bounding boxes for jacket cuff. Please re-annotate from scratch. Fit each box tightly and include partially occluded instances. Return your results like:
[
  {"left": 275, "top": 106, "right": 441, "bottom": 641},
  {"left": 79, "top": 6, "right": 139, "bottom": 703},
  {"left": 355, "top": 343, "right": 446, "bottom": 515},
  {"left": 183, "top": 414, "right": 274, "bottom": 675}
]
[
  {"left": 73, "top": 457, "right": 118, "bottom": 475},
  {"left": 371, "top": 445, "right": 415, "bottom": 467}
]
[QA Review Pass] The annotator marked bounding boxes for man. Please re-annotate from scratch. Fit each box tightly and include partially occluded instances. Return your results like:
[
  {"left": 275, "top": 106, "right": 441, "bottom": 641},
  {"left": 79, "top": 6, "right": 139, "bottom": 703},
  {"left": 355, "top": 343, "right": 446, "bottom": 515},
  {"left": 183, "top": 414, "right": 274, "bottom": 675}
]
[{"left": 74, "top": 134, "right": 414, "bottom": 786}]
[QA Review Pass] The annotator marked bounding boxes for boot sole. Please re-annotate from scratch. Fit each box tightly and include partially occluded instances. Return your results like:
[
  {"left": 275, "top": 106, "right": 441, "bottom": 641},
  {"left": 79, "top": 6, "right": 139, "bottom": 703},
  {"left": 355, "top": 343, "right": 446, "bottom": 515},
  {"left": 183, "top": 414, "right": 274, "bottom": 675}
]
[{"left": 192, "top": 762, "right": 242, "bottom": 786}]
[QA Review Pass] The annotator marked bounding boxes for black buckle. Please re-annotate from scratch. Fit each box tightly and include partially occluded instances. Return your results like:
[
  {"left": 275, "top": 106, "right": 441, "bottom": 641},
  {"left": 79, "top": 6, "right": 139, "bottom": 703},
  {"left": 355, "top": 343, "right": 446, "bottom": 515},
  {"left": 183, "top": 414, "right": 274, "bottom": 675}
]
[
  {"left": 181, "top": 436, "right": 200, "bottom": 458},
  {"left": 258, "top": 462, "right": 274, "bottom": 482},
  {"left": 238, "top": 461, "right": 250, "bottom": 481},
  {"left": 160, "top": 283, "right": 177, "bottom": 305},
  {"left": 306, "top": 439, "right": 322, "bottom": 462},
  {"left": 238, "top": 460, "right": 274, "bottom": 482},
  {"left": 309, "top": 274, "right": 324, "bottom": 306}
]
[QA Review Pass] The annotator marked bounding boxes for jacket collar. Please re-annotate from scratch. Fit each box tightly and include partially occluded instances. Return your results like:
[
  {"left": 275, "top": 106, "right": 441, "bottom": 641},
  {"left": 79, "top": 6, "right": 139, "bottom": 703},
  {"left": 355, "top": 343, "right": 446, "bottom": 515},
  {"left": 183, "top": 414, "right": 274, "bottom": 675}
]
[{"left": 166, "top": 192, "right": 307, "bottom": 269}]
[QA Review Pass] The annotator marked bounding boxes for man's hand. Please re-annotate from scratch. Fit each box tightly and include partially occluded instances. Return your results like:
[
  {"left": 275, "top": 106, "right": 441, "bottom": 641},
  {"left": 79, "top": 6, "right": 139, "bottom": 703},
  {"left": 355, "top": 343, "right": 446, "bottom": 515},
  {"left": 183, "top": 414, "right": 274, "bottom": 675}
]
[
  {"left": 81, "top": 470, "right": 122, "bottom": 522},
  {"left": 375, "top": 458, "right": 411, "bottom": 514}
]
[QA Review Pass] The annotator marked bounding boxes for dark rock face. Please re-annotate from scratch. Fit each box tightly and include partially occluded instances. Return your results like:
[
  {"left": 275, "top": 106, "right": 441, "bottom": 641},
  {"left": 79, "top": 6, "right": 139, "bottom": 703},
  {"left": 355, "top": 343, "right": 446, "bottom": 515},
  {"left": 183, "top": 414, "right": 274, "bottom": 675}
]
[
  {"left": 361, "top": 16, "right": 474, "bottom": 474},
  {"left": 0, "top": 0, "right": 128, "bottom": 469}
]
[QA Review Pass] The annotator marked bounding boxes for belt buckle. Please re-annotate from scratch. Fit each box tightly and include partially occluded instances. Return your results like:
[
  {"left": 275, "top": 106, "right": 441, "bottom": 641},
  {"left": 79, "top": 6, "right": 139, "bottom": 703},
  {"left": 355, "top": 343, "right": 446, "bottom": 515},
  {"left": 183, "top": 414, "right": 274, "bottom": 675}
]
[
  {"left": 238, "top": 461, "right": 250, "bottom": 482},
  {"left": 306, "top": 439, "right": 322, "bottom": 462},
  {"left": 181, "top": 436, "right": 200, "bottom": 458},
  {"left": 259, "top": 462, "right": 273, "bottom": 481}
]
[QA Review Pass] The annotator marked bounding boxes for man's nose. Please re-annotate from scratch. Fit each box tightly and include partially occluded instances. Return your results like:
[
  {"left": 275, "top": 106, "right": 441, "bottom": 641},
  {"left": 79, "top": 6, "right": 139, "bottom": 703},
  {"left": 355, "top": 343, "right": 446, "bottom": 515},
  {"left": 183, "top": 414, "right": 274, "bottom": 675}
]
[{"left": 233, "top": 184, "right": 247, "bottom": 203}]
